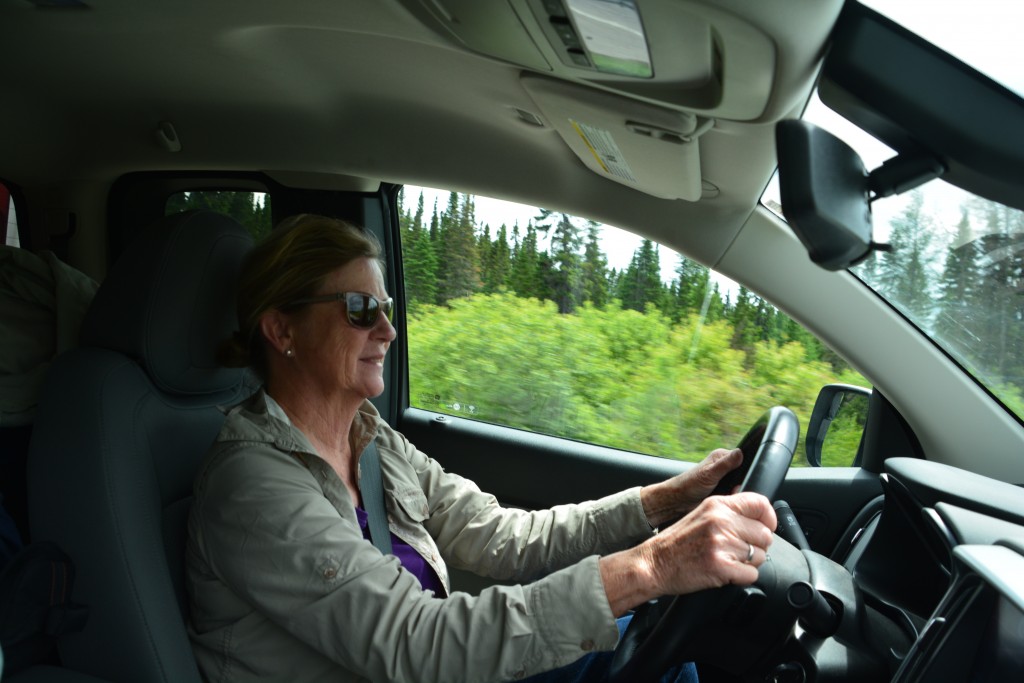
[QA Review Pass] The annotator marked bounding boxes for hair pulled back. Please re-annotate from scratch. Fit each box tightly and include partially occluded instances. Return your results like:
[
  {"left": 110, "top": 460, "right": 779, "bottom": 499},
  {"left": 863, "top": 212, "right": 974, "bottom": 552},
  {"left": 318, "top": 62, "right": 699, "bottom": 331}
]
[{"left": 219, "top": 214, "right": 383, "bottom": 378}]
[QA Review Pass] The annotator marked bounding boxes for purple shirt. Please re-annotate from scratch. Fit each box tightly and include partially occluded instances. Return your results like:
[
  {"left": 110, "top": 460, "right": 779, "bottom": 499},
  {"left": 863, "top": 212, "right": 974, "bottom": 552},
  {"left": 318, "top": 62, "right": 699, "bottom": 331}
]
[{"left": 355, "top": 506, "right": 445, "bottom": 595}]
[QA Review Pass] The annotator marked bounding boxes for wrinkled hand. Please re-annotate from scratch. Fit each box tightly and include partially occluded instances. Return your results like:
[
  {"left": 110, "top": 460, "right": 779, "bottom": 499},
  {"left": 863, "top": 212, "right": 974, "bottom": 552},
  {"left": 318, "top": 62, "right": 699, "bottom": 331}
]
[
  {"left": 643, "top": 492, "right": 776, "bottom": 595},
  {"left": 600, "top": 491, "right": 777, "bottom": 616},
  {"left": 640, "top": 448, "right": 743, "bottom": 528}
]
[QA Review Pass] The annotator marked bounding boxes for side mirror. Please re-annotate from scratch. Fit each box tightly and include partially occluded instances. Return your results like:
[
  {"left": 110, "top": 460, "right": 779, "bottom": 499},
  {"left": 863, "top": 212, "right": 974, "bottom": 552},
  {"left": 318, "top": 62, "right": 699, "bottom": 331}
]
[{"left": 806, "top": 384, "right": 871, "bottom": 466}]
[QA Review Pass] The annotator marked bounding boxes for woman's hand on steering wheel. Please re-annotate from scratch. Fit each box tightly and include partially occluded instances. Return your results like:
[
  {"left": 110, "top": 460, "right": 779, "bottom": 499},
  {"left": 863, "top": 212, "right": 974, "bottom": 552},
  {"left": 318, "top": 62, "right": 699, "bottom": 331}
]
[
  {"left": 639, "top": 447, "right": 745, "bottom": 528},
  {"left": 607, "top": 406, "right": 800, "bottom": 683},
  {"left": 600, "top": 492, "right": 777, "bottom": 616},
  {"left": 646, "top": 492, "right": 777, "bottom": 595}
]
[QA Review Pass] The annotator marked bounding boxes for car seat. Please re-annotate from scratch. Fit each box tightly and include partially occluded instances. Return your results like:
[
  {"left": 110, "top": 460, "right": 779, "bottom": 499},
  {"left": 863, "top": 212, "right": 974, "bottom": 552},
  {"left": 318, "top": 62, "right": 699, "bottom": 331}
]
[{"left": 26, "top": 210, "right": 253, "bottom": 682}]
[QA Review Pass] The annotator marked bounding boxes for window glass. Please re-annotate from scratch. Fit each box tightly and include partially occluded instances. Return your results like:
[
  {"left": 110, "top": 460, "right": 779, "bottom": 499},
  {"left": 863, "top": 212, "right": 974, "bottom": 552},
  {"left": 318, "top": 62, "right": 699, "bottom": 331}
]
[
  {"left": 400, "top": 186, "right": 867, "bottom": 465},
  {"left": 1, "top": 182, "right": 19, "bottom": 248},
  {"left": 852, "top": 188, "right": 1024, "bottom": 421},
  {"left": 165, "top": 191, "right": 272, "bottom": 241}
]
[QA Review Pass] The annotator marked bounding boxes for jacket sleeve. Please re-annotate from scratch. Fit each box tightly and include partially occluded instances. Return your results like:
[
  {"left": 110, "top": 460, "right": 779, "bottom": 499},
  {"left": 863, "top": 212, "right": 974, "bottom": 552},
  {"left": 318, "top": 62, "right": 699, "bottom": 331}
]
[
  {"left": 378, "top": 425, "right": 655, "bottom": 581},
  {"left": 190, "top": 442, "right": 623, "bottom": 683}
]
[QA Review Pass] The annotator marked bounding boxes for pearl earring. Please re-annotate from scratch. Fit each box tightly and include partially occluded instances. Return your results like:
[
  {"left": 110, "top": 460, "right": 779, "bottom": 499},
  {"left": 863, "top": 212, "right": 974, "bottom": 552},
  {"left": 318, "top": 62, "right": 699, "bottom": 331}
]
[{"left": 285, "top": 348, "right": 294, "bottom": 357}]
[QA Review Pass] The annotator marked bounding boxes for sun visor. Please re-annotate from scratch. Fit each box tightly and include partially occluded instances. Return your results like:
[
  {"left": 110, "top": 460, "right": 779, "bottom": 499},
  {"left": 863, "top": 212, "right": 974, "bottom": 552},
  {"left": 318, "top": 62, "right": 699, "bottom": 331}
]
[{"left": 522, "top": 75, "right": 709, "bottom": 200}]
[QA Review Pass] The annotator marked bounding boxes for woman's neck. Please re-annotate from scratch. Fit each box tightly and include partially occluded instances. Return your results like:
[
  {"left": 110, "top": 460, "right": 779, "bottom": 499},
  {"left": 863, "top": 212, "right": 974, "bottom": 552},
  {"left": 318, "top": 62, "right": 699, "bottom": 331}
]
[
  {"left": 267, "top": 381, "right": 365, "bottom": 505},
  {"left": 266, "top": 379, "right": 361, "bottom": 457}
]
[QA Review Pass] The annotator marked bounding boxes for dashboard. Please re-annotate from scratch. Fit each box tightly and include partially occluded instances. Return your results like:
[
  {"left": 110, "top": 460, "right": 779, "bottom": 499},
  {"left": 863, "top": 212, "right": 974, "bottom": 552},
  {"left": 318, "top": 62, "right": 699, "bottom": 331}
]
[
  {"left": 839, "top": 458, "right": 1024, "bottom": 682},
  {"left": 690, "top": 457, "right": 1024, "bottom": 682}
]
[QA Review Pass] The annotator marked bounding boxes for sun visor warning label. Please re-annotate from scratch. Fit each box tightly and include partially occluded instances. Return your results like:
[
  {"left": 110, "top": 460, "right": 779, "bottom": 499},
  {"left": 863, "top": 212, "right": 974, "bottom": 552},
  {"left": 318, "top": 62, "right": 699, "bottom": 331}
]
[{"left": 570, "top": 120, "right": 638, "bottom": 183}]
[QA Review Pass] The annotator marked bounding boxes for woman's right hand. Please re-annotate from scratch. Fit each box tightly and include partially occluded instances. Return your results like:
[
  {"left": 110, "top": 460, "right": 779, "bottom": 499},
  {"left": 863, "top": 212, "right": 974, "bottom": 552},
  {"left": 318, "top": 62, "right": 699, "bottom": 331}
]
[{"left": 599, "top": 492, "right": 777, "bottom": 617}]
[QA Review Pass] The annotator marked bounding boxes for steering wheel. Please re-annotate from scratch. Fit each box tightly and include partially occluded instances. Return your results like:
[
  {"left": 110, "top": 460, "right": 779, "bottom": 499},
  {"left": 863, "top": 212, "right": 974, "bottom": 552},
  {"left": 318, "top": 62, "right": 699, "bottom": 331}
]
[{"left": 607, "top": 406, "right": 800, "bottom": 683}]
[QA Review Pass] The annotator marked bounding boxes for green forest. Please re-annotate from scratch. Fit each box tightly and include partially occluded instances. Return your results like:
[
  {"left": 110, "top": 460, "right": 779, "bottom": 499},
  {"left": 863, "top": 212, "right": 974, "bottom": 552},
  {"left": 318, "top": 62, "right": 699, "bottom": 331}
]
[{"left": 397, "top": 189, "right": 868, "bottom": 465}]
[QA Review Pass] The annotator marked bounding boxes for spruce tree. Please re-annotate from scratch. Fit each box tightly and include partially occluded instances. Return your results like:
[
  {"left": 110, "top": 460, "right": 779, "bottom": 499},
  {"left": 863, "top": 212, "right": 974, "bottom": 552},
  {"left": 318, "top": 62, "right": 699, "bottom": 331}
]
[
  {"left": 935, "top": 209, "right": 984, "bottom": 356},
  {"left": 619, "top": 239, "right": 662, "bottom": 312},
  {"left": 510, "top": 222, "right": 544, "bottom": 300},
  {"left": 536, "top": 210, "right": 584, "bottom": 313},
  {"left": 401, "top": 191, "right": 439, "bottom": 307},
  {"left": 877, "top": 190, "right": 936, "bottom": 325},
  {"left": 436, "top": 192, "right": 481, "bottom": 303},
  {"left": 581, "top": 222, "right": 609, "bottom": 308}
]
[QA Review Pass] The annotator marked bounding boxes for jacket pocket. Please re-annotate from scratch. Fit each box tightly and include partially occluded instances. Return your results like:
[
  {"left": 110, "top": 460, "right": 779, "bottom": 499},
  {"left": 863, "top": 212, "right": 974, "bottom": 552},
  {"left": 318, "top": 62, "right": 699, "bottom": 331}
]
[{"left": 389, "top": 487, "right": 430, "bottom": 523}]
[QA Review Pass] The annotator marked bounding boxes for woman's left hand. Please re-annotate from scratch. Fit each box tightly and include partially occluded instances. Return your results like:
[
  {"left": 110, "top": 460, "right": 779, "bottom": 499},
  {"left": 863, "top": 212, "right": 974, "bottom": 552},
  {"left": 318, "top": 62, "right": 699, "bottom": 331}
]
[{"left": 640, "top": 448, "right": 743, "bottom": 528}]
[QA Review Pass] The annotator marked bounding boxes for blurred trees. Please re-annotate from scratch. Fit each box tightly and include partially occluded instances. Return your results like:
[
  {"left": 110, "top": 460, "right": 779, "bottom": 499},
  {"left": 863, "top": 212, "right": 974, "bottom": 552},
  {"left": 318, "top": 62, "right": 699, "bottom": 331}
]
[
  {"left": 165, "top": 191, "right": 272, "bottom": 241},
  {"left": 399, "top": 189, "right": 870, "bottom": 465}
]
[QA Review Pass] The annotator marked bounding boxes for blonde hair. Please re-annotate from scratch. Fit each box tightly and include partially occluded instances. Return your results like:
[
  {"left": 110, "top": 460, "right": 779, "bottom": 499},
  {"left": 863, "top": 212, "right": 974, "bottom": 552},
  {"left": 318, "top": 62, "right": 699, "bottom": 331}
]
[{"left": 220, "top": 214, "right": 383, "bottom": 377}]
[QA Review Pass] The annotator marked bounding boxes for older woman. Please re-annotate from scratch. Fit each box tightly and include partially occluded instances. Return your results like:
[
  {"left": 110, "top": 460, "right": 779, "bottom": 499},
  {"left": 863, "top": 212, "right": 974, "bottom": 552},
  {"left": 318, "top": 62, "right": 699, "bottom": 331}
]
[{"left": 186, "top": 215, "right": 776, "bottom": 683}]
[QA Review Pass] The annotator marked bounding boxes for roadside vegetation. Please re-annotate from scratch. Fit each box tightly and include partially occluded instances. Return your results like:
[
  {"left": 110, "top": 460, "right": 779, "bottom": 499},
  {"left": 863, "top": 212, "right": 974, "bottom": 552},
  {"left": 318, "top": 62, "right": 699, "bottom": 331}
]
[{"left": 398, "top": 189, "right": 867, "bottom": 465}]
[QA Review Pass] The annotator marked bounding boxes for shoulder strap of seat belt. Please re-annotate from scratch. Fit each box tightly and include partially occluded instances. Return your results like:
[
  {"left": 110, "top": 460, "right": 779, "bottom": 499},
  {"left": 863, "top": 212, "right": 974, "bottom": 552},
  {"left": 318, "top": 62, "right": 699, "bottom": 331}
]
[{"left": 359, "top": 439, "right": 393, "bottom": 556}]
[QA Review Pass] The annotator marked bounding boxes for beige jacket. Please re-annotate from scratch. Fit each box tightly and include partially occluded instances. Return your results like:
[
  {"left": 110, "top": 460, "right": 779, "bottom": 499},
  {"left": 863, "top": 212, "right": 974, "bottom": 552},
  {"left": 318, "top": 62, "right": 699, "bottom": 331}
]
[{"left": 186, "top": 390, "right": 654, "bottom": 683}]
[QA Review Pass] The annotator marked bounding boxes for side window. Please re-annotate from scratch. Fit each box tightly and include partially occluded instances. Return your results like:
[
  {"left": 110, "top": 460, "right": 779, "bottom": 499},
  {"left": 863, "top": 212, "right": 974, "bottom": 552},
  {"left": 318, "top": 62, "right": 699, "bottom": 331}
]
[
  {"left": 2, "top": 181, "right": 19, "bottom": 248},
  {"left": 399, "top": 186, "right": 867, "bottom": 466},
  {"left": 165, "top": 191, "right": 272, "bottom": 241}
]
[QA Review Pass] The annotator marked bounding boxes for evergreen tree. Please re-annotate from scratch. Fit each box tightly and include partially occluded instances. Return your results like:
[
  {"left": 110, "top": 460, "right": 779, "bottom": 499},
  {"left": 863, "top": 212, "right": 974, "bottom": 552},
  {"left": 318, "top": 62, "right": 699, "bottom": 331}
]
[
  {"left": 428, "top": 199, "right": 440, "bottom": 241},
  {"left": 619, "top": 239, "right": 663, "bottom": 312},
  {"left": 509, "top": 222, "right": 545, "bottom": 300},
  {"left": 876, "top": 191, "right": 936, "bottom": 325},
  {"left": 166, "top": 190, "right": 271, "bottom": 240},
  {"left": 674, "top": 257, "right": 707, "bottom": 311},
  {"left": 581, "top": 222, "right": 609, "bottom": 308},
  {"left": 935, "top": 210, "right": 984, "bottom": 355},
  {"left": 477, "top": 223, "right": 512, "bottom": 294},
  {"left": 705, "top": 282, "right": 726, "bottom": 323},
  {"left": 536, "top": 210, "right": 584, "bottom": 313},
  {"left": 972, "top": 201, "right": 1024, "bottom": 380},
  {"left": 436, "top": 192, "right": 481, "bottom": 303},
  {"left": 412, "top": 190, "right": 425, "bottom": 235},
  {"left": 402, "top": 191, "right": 439, "bottom": 307},
  {"left": 729, "top": 287, "right": 760, "bottom": 356}
]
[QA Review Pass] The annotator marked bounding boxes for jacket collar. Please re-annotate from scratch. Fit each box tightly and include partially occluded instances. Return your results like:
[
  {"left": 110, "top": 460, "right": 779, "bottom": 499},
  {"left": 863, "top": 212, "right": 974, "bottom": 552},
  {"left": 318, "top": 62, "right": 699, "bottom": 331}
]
[{"left": 217, "top": 387, "right": 381, "bottom": 460}]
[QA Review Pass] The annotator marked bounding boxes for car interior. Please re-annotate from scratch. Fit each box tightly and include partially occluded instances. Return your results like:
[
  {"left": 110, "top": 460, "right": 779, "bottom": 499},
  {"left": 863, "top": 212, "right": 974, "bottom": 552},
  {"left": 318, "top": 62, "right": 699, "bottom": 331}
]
[{"left": 2, "top": 0, "right": 1023, "bottom": 682}]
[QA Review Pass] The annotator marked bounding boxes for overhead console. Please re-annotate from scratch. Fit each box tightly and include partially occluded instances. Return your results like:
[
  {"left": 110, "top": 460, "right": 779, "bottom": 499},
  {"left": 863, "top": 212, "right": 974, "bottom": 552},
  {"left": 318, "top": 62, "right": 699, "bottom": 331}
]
[
  {"left": 397, "top": 0, "right": 843, "bottom": 200},
  {"left": 398, "top": 0, "right": 809, "bottom": 121}
]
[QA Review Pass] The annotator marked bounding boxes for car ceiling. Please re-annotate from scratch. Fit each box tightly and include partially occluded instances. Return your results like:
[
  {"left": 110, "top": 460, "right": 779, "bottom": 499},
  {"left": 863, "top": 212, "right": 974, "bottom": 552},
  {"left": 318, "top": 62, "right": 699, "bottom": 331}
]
[{"left": 3, "top": 0, "right": 843, "bottom": 271}]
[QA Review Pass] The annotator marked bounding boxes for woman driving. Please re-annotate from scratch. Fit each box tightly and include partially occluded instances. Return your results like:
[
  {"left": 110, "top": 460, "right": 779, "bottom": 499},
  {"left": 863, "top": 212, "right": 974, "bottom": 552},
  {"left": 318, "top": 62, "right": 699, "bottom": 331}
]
[{"left": 185, "top": 214, "right": 777, "bottom": 683}]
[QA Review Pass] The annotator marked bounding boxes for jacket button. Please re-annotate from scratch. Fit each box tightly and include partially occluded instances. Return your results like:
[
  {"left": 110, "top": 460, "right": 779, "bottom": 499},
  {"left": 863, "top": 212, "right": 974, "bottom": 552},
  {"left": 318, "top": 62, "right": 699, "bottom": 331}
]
[
  {"left": 581, "top": 639, "right": 595, "bottom": 651},
  {"left": 323, "top": 567, "right": 337, "bottom": 579}
]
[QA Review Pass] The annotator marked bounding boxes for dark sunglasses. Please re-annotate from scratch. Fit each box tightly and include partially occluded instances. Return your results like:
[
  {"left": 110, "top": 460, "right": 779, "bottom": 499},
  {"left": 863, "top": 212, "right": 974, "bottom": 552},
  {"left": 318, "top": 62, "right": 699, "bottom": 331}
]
[{"left": 288, "top": 291, "right": 395, "bottom": 329}]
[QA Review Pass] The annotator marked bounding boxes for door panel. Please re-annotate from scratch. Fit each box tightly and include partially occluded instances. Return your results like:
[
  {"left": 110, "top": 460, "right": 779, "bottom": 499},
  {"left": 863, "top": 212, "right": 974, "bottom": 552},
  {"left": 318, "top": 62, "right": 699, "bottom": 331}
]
[{"left": 399, "top": 408, "right": 883, "bottom": 559}]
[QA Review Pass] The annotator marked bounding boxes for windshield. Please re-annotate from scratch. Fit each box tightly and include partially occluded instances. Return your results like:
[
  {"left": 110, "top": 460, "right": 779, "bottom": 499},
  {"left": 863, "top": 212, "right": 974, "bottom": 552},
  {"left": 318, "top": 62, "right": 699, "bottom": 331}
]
[
  {"left": 766, "top": 1, "right": 1024, "bottom": 421},
  {"left": 852, "top": 175, "right": 1024, "bottom": 419}
]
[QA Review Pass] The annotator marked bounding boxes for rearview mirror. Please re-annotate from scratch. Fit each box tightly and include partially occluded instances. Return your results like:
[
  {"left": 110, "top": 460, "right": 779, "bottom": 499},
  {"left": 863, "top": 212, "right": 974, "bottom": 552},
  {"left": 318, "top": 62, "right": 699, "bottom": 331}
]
[
  {"left": 776, "top": 120, "right": 874, "bottom": 271},
  {"left": 806, "top": 384, "right": 871, "bottom": 466},
  {"left": 776, "top": 120, "right": 944, "bottom": 271}
]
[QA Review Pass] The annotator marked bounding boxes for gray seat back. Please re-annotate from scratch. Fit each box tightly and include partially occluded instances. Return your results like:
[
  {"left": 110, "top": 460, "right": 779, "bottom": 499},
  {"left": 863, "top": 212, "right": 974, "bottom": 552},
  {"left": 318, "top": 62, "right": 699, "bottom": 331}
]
[{"left": 27, "top": 210, "right": 253, "bottom": 683}]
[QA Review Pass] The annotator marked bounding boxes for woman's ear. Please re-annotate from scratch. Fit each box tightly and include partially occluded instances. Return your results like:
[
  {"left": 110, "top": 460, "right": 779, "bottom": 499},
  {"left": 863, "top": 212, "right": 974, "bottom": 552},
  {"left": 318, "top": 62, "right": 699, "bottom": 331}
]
[{"left": 259, "top": 309, "right": 294, "bottom": 357}]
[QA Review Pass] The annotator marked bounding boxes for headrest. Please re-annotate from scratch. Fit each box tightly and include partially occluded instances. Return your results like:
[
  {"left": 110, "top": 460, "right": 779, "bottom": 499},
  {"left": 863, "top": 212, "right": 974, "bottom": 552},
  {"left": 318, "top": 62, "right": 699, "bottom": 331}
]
[{"left": 81, "top": 210, "right": 254, "bottom": 396}]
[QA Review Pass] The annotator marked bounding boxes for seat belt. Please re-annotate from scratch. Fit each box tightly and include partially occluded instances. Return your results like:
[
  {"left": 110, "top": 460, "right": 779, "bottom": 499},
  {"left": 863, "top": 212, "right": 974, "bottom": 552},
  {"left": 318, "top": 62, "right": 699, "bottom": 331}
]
[{"left": 359, "top": 439, "right": 393, "bottom": 555}]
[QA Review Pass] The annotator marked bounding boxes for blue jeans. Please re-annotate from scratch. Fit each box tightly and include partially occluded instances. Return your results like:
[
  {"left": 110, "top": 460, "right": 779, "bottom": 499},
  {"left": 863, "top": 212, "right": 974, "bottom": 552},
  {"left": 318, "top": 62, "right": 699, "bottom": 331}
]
[{"left": 515, "top": 616, "right": 698, "bottom": 683}]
